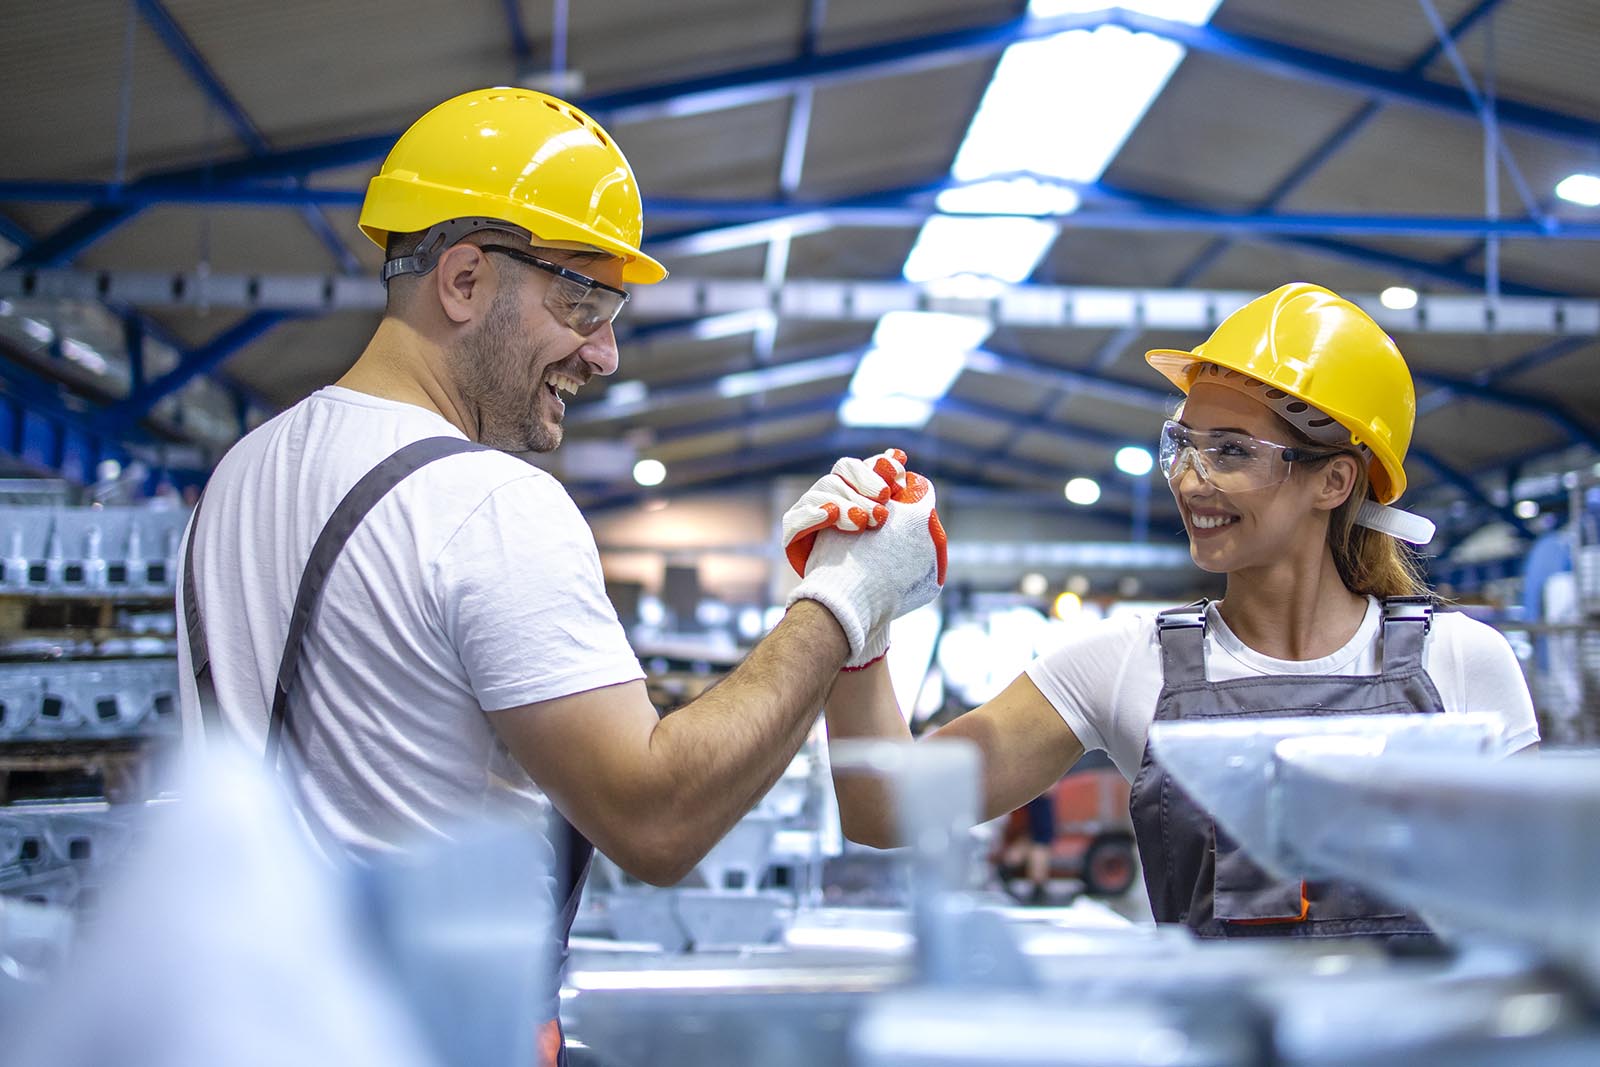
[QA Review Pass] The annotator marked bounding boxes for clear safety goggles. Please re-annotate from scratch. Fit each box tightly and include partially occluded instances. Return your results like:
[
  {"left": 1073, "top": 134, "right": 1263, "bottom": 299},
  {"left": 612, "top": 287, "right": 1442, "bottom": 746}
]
[
  {"left": 479, "top": 244, "right": 629, "bottom": 336},
  {"left": 1158, "top": 419, "right": 1340, "bottom": 494}
]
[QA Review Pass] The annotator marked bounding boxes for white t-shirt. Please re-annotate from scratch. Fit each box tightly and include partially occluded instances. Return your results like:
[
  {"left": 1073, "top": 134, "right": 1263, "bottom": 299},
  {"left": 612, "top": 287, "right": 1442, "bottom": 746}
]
[
  {"left": 1025, "top": 598, "right": 1540, "bottom": 782},
  {"left": 175, "top": 387, "right": 644, "bottom": 851}
]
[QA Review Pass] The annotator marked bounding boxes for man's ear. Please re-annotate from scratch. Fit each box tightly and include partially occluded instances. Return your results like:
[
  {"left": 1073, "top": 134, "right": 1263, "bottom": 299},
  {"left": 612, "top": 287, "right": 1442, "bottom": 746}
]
[
  {"left": 434, "top": 243, "right": 487, "bottom": 325},
  {"left": 1314, "top": 452, "right": 1360, "bottom": 512}
]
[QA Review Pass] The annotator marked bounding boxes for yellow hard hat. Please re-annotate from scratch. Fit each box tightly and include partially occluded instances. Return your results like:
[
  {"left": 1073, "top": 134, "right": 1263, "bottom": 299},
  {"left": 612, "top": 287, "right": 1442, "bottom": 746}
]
[
  {"left": 359, "top": 87, "right": 667, "bottom": 285},
  {"left": 1145, "top": 282, "right": 1414, "bottom": 504}
]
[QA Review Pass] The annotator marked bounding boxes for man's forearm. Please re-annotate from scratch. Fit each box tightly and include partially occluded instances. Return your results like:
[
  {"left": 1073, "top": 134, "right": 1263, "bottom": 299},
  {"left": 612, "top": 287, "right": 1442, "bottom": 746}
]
[{"left": 644, "top": 599, "right": 848, "bottom": 863}]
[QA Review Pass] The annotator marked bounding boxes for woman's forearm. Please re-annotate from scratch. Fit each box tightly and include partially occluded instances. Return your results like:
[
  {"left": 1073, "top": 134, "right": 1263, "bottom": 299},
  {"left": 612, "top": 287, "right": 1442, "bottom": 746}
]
[{"left": 824, "top": 659, "right": 913, "bottom": 847}]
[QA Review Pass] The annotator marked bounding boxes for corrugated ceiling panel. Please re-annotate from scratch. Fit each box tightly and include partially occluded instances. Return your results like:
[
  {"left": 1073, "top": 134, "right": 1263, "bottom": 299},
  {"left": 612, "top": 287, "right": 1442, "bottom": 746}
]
[
  {"left": 613, "top": 98, "right": 791, "bottom": 199},
  {"left": 76, "top": 203, "right": 346, "bottom": 274},
  {"left": 1036, "top": 230, "right": 1220, "bottom": 288},
  {"left": 786, "top": 227, "right": 918, "bottom": 281},
  {"left": 1430, "top": 0, "right": 1600, "bottom": 121},
  {"left": 1108, "top": 50, "right": 1373, "bottom": 212},
  {"left": 800, "top": 57, "right": 996, "bottom": 198},
  {"left": 223, "top": 311, "right": 381, "bottom": 405},
  {"left": 1415, "top": 397, "right": 1568, "bottom": 469},
  {"left": 2, "top": 2, "right": 246, "bottom": 179},
  {"left": 1214, "top": 0, "right": 1484, "bottom": 71}
]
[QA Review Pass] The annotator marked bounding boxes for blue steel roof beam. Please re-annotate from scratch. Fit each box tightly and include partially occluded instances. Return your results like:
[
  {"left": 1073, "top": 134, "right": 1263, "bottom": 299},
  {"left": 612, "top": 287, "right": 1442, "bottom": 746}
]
[
  {"left": 0, "top": 209, "right": 31, "bottom": 247},
  {"left": 1476, "top": 336, "right": 1594, "bottom": 386},
  {"left": 93, "top": 310, "right": 290, "bottom": 434},
  {"left": 1091, "top": 180, "right": 1565, "bottom": 296},
  {"left": 633, "top": 394, "right": 845, "bottom": 446},
  {"left": 564, "top": 349, "right": 866, "bottom": 428},
  {"left": 0, "top": 344, "right": 131, "bottom": 482},
  {"left": 1089, "top": 0, "right": 1511, "bottom": 323},
  {"left": 132, "top": 0, "right": 359, "bottom": 272},
  {"left": 10, "top": 4, "right": 1594, "bottom": 226},
  {"left": 965, "top": 348, "right": 1175, "bottom": 413},
  {"left": 8, "top": 179, "right": 1600, "bottom": 250},
  {"left": 8, "top": 205, "right": 143, "bottom": 269},
  {"left": 1411, "top": 369, "right": 1599, "bottom": 451},
  {"left": 1408, "top": 445, "right": 1533, "bottom": 539},
  {"left": 1108, "top": 9, "right": 1600, "bottom": 148},
  {"left": 500, "top": 0, "right": 535, "bottom": 70}
]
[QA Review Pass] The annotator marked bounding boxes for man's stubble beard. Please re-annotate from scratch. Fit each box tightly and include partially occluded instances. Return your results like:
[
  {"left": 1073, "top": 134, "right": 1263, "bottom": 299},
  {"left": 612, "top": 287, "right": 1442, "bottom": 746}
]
[{"left": 452, "top": 286, "right": 564, "bottom": 453}]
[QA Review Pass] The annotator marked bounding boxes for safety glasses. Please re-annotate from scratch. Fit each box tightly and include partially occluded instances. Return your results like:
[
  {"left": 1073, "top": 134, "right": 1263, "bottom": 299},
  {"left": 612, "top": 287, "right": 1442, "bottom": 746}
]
[
  {"left": 479, "top": 244, "right": 629, "bottom": 336},
  {"left": 1158, "top": 419, "right": 1339, "bottom": 494}
]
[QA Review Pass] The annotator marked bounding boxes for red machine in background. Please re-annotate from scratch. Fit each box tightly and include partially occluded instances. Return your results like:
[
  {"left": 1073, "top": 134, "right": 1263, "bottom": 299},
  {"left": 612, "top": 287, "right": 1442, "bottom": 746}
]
[{"left": 994, "top": 752, "right": 1138, "bottom": 899}]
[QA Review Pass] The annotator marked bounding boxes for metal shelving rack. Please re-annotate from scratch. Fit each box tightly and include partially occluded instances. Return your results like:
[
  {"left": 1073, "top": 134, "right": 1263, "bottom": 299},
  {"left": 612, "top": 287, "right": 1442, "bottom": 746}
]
[{"left": 0, "top": 502, "right": 188, "bottom": 911}]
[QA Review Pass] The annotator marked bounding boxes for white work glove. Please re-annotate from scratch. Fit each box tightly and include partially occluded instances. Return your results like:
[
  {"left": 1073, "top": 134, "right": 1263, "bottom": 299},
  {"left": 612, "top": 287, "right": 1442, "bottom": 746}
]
[{"left": 782, "top": 449, "right": 948, "bottom": 668}]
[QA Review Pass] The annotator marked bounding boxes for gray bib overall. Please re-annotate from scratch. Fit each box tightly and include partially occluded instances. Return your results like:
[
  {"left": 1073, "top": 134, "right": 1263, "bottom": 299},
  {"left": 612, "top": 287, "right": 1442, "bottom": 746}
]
[{"left": 1128, "top": 597, "right": 1439, "bottom": 939}]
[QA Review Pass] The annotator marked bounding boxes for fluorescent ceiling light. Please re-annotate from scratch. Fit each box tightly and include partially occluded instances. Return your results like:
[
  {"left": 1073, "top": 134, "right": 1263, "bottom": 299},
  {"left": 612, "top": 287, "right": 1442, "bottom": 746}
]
[
  {"left": 841, "top": 311, "right": 989, "bottom": 428},
  {"left": 902, "top": 0, "right": 1219, "bottom": 290},
  {"left": 20, "top": 317, "right": 54, "bottom": 344},
  {"left": 872, "top": 310, "right": 992, "bottom": 352},
  {"left": 922, "top": 274, "right": 1009, "bottom": 300},
  {"left": 1555, "top": 173, "right": 1600, "bottom": 207},
  {"left": 633, "top": 459, "right": 666, "bottom": 487},
  {"left": 1031, "top": 0, "right": 1222, "bottom": 26},
  {"left": 1380, "top": 286, "right": 1419, "bottom": 310},
  {"left": 903, "top": 215, "right": 1060, "bottom": 284},
  {"left": 952, "top": 27, "right": 1187, "bottom": 186},
  {"left": 1114, "top": 445, "right": 1155, "bottom": 476},
  {"left": 1064, "top": 477, "right": 1102, "bottom": 505},
  {"left": 936, "top": 176, "right": 1081, "bottom": 216},
  {"left": 849, "top": 345, "right": 967, "bottom": 404},
  {"left": 838, "top": 394, "right": 935, "bottom": 428},
  {"left": 716, "top": 352, "right": 861, "bottom": 399}
]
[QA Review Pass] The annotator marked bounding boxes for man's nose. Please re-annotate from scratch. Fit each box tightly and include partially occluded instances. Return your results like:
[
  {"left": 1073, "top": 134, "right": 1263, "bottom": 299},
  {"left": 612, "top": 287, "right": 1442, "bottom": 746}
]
[{"left": 580, "top": 320, "right": 620, "bottom": 377}]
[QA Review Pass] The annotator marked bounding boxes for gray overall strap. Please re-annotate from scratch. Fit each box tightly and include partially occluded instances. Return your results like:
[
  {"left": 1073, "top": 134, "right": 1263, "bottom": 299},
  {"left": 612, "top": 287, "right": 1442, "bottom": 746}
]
[
  {"left": 185, "top": 434, "right": 595, "bottom": 999},
  {"left": 1379, "top": 596, "right": 1434, "bottom": 673},
  {"left": 1155, "top": 601, "right": 1210, "bottom": 691},
  {"left": 181, "top": 495, "right": 224, "bottom": 739},
  {"left": 264, "top": 436, "right": 490, "bottom": 763}
]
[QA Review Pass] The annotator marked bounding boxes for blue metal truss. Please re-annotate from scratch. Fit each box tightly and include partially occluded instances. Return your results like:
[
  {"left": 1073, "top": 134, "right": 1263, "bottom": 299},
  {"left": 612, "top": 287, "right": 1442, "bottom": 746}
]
[
  {"left": 132, "top": 0, "right": 359, "bottom": 272},
  {"left": 15, "top": 178, "right": 1597, "bottom": 249},
  {"left": 0, "top": 348, "right": 128, "bottom": 483},
  {"left": 93, "top": 310, "right": 290, "bottom": 435},
  {"left": 1408, "top": 445, "right": 1533, "bottom": 539},
  {"left": 501, "top": 0, "right": 535, "bottom": 70},
  {"left": 1148, "top": 0, "right": 1520, "bottom": 301},
  {"left": 1412, "top": 369, "right": 1599, "bottom": 451},
  {"left": 9, "top": 8, "right": 1599, "bottom": 268}
]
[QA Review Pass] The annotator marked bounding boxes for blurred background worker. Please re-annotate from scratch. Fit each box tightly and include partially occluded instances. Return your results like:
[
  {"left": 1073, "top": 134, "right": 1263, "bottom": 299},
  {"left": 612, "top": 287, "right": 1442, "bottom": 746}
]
[
  {"left": 997, "top": 792, "right": 1056, "bottom": 905},
  {"left": 817, "top": 282, "right": 1540, "bottom": 941},
  {"left": 176, "top": 87, "right": 943, "bottom": 1065}
]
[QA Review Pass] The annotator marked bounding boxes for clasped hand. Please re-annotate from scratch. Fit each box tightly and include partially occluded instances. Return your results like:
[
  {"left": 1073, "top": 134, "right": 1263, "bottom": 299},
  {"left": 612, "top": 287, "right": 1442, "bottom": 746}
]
[{"left": 781, "top": 449, "right": 947, "bottom": 668}]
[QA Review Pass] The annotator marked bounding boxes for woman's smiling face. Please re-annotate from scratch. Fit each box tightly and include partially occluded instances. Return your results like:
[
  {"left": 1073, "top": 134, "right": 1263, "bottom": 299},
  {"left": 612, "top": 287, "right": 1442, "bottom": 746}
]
[{"left": 1168, "top": 382, "right": 1349, "bottom": 575}]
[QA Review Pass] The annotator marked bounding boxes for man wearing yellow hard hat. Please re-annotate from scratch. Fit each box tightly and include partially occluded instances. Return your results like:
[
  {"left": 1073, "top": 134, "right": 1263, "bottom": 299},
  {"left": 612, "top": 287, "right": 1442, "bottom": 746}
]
[
  {"left": 809, "top": 282, "right": 1539, "bottom": 939},
  {"left": 176, "top": 88, "right": 944, "bottom": 1063}
]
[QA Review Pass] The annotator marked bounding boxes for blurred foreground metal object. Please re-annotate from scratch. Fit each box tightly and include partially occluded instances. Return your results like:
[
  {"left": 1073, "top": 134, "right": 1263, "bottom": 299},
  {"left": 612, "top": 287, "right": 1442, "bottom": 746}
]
[{"left": 567, "top": 725, "right": 1600, "bottom": 1067}]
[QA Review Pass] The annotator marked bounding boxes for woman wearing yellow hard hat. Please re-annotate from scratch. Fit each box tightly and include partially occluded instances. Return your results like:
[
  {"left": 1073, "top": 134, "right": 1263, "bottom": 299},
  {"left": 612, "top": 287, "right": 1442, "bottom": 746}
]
[{"left": 821, "top": 282, "right": 1539, "bottom": 938}]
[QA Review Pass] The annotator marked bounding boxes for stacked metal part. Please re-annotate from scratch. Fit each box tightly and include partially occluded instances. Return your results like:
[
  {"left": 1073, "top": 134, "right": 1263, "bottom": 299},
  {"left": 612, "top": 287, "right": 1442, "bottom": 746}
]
[
  {"left": 560, "top": 724, "right": 1600, "bottom": 1067},
  {"left": 0, "top": 502, "right": 184, "bottom": 915},
  {"left": 582, "top": 741, "right": 834, "bottom": 953}
]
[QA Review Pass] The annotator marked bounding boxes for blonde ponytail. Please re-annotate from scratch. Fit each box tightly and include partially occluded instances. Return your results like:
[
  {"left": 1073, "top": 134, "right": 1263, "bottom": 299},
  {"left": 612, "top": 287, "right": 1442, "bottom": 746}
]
[{"left": 1326, "top": 456, "right": 1431, "bottom": 599}]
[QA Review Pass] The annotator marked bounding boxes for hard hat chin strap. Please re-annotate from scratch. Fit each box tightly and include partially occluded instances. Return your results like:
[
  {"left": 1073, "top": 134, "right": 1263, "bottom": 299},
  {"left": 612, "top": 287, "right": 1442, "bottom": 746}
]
[
  {"left": 1356, "top": 500, "right": 1435, "bottom": 546},
  {"left": 380, "top": 218, "right": 532, "bottom": 282}
]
